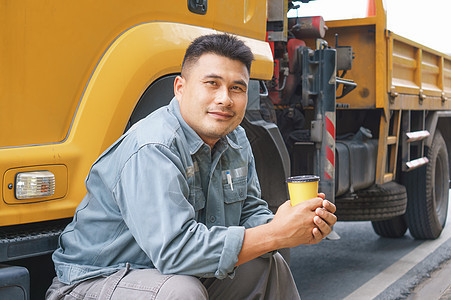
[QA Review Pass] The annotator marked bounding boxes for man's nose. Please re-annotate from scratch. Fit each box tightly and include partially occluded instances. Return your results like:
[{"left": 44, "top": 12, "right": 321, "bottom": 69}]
[{"left": 215, "top": 87, "right": 233, "bottom": 106}]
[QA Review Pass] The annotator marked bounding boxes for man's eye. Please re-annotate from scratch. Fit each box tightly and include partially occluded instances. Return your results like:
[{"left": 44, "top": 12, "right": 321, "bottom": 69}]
[
  {"left": 231, "top": 86, "right": 245, "bottom": 92},
  {"left": 206, "top": 81, "right": 217, "bottom": 86}
]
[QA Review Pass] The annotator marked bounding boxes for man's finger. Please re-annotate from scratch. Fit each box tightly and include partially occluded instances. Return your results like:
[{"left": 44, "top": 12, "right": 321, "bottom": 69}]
[
  {"left": 312, "top": 227, "right": 323, "bottom": 241},
  {"left": 314, "top": 215, "right": 332, "bottom": 236},
  {"left": 283, "top": 199, "right": 292, "bottom": 207},
  {"left": 322, "top": 200, "right": 336, "bottom": 213},
  {"left": 315, "top": 207, "right": 337, "bottom": 226},
  {"left": 297, "top": 197, "right": 324, "bottom": 210}
]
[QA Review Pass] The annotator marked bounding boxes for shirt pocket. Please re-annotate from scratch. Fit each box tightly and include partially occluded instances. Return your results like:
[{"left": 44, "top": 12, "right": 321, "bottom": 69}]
[
  {"left": 186, "top": 164, "right": 205, "bottom": 212},
  {"left": 188, "top": 187, "right": 206, "bottom": 211},
  {"left": 223, "top": 176, "right": 247, "bottom": 204}
]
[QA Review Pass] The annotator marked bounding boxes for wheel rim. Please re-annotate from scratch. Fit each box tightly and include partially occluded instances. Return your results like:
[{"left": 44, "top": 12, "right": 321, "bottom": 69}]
[{"left": 434, "top": 152, "right": 448, "bottom": 226}]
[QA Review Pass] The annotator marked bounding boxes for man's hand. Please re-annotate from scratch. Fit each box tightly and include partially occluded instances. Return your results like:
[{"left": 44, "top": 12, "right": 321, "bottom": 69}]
[
  {"left": 312, "top": 193, "right": 337, "bottom": 239},
  {"left": 236, "top": 194, "right": 337, "bottom": 266},
  {"left": 268, "top": 195, "right": 337, "bottom": 248}
]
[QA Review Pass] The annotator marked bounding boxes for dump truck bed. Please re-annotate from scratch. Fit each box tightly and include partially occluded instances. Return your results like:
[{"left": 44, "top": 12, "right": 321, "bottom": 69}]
[{"left": 306, "top": 14, "right": 451, "bottom": 111}]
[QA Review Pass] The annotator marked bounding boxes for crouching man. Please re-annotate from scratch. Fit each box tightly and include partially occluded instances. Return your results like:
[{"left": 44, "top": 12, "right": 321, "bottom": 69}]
[{"left": 46, "top": 33, "right": 337, "bottom": 300}]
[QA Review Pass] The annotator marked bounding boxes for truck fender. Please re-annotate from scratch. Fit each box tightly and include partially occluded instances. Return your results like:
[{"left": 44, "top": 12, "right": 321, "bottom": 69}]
[
  {"left": 425, "top": 111, "right": 451, "bottom": 178},
  {"left": 69, "top": 22, "right": 273, "bottom": 152},
  {"left": 425, "top": 111, "right": 451, "bottom": 147},
  {"left": 68, "top": 22, "right": 214, "bottom": 152},
  {"left": 241, "top": 114, "right": 290, "bottom": 213}
]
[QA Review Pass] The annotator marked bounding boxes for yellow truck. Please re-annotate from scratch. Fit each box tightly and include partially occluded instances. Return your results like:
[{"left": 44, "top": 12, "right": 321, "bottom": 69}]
[
  {"left": 294, "top": 0, "right": 451, "bottom": 240},
  {"left": 0, "top": 0, "right": 450, "bottom": 298}
]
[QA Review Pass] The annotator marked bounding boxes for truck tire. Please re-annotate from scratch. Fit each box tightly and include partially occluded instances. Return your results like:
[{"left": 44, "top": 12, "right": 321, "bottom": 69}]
[
  {"left": 402, "top": 130, "right": 449, "bottom": 239},
  {"left": 371, "top": 215, "right": 408, "bottom": 238},
  {"left": 335, "top": 181, "right": 407, "bottom": 221}
]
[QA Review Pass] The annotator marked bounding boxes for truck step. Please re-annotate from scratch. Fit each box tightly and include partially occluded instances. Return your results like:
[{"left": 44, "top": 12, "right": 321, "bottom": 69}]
[
  {"left": 406, "top": 130, "right": 430, "bottom": 143},
  {"left": 0, "top": 219, "right": 70, "bottom": 262},
  {"left": 405, "top": 157, "right": 429, "bottom": 170}
]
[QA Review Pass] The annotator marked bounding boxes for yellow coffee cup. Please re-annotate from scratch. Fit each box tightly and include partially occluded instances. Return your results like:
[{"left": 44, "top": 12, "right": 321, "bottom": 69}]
[{"left": 286, "top": 175, "right": 320, "bottom": 206}]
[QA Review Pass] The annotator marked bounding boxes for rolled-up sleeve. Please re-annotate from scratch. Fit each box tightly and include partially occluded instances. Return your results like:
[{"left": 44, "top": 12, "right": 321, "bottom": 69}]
[
  {"left": 215, "top": 226, "right": 244, "bottom": 278},
  {"left": 113, "top": 143, "right": 244, "bottom": 279}
]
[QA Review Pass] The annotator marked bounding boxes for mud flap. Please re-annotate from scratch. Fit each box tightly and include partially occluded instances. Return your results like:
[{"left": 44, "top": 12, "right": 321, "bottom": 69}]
[{"left": 241, "top": 113, "right": 290, "bottom": 213}]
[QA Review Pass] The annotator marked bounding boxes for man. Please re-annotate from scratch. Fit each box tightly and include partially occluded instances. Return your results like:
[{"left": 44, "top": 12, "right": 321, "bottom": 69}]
[{"left": 47, "top": 33, "right": 337, "bottom": 299}]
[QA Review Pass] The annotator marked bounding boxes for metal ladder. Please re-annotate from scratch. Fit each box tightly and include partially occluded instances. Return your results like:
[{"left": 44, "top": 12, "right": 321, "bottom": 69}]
[
  {"left": 401, "top": 110, "right": 430, "bottom": 172},
  {"left": 377, "top": 109, "right": 401, "bottom": 184},
  {"left": 377, "top": 110, "right": 429, "bottom": 184}
]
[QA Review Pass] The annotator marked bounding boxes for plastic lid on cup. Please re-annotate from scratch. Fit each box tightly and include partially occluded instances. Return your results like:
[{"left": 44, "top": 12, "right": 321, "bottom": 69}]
[{"left": 286, "top": 175, "right": 320, "bottom": 183}]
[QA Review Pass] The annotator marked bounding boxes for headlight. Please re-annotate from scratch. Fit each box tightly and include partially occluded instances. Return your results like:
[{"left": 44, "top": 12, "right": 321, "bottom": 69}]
[{"left": 15, "top": 171, "right": 55, "bottom": 199}]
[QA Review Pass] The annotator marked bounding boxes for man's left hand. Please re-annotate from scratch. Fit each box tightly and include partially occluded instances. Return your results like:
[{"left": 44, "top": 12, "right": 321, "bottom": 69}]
[{"left": 312, "top": 193, "right": 337, "bottom": 239}]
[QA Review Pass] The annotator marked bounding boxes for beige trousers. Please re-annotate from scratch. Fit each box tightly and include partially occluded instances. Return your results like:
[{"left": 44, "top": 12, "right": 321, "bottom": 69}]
[{"left": 46, "top": 253, "right": 300, "bottom": 300}]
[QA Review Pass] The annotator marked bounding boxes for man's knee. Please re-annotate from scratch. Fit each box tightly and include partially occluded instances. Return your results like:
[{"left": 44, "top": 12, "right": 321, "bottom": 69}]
[
  {"left": 242, "top": 252, "right": 290, "bottom": 275},
  {"left": 273, "top": 252, "right": 290, "bottom": 268},
  {"left": 156, "top": 274, "right": 208, "bottom": 300}
]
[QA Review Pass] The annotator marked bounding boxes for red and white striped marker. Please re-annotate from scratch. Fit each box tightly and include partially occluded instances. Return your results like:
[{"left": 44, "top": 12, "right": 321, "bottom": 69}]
[{"left": 324, "top": 112, "right": 335, "bottom": 180}]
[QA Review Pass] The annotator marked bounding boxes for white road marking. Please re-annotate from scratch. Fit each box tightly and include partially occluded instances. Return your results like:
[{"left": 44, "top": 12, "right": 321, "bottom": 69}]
[{"left": 344, "top": 197, "right": 451, "bottom": 300}]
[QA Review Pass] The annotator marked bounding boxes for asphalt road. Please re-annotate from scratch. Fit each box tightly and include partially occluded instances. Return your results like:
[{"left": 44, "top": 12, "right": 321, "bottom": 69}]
[{"left": 289, "top": 193, "right": 451, "bottom": 300}]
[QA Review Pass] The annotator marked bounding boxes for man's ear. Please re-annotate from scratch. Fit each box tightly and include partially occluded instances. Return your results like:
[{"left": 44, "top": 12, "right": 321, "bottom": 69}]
[{"left": 174, "top": 75, "right": 185, "bottom": 101}]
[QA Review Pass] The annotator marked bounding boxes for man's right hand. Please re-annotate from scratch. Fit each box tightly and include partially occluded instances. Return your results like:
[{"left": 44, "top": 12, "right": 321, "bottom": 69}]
[{"left": 268, "top": 198, "right": 337, "bottom": 248}]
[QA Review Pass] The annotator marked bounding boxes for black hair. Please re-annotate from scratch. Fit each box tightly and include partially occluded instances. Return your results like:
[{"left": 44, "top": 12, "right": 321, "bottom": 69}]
[{"left": 181, "top": 33, "right": 254, "bottom": 75}]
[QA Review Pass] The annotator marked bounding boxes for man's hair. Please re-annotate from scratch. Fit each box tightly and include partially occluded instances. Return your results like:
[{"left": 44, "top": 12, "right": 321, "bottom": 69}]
[{"left": 181, "top": 34, "right": 254, "bottom": 76}]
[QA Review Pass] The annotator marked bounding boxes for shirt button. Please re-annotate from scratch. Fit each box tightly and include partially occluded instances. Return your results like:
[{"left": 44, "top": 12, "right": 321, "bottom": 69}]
[{"left": 209, "top": 216, "right": 216, "bottom": 223}]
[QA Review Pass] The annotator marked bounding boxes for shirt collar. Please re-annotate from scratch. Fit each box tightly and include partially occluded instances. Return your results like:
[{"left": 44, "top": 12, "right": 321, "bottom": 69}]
[
  {"left": 225, "top": 131, "right": 242, "bottom": 150},
  {"left": 169, "top": 98, "right": 242, "bottom": 155}
]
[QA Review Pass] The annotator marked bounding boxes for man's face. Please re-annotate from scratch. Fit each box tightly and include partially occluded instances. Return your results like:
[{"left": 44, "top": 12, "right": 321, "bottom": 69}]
[{"left": 174, "top": 53, "right": 249, "bottom": 148}]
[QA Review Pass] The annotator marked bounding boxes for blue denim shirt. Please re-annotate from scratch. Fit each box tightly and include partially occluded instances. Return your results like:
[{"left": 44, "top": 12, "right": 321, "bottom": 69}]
[{"left": 52, "top": 98, "right": 274, "bottom": 285}]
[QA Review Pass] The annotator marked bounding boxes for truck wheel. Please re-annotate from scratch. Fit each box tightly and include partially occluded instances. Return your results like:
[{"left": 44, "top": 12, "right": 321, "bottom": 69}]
[
  {"left": 335, "top": 181, "right": 407, "bottom": 221},
  {"left": 403, "top": 130, "right": 449, "bottom": 239},
  {"left": 371, "top": 215, "right": 408, "bottom": 238}
]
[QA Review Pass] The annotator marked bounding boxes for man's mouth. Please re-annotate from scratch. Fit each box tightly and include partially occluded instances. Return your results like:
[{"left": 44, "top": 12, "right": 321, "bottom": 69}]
[{"left": 207, "top": 109, "right": 235, "bottom": 119}]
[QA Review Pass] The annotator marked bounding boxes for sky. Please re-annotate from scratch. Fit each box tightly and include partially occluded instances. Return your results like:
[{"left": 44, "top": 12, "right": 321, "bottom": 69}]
[{"left": 289, "top": 0, "right": 451, "bottom": 55}]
